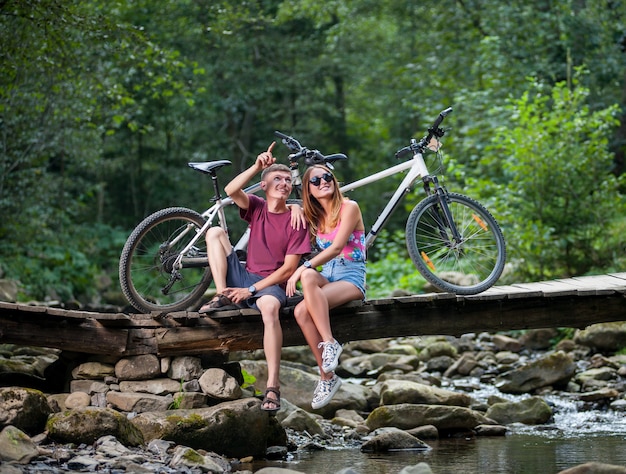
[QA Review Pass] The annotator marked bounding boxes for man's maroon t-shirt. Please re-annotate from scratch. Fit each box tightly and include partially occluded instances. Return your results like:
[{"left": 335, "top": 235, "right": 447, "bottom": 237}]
[{"left": 240, "top": 194, "right": 310, "bottom": 277}]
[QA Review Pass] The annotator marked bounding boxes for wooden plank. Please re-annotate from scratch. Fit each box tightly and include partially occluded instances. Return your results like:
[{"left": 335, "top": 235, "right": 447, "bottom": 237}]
[
  {"left": 552, "top": 278, "right": 613, "bottom": 296},
  {"left": 608, "top": 272, "right": 626, "bottom": 282},
  {"left": 394, "top": 293, "right": 457, "bottom": 304},
  {"left": 511, "top": 281, "right": 578, "bottom": 297}
]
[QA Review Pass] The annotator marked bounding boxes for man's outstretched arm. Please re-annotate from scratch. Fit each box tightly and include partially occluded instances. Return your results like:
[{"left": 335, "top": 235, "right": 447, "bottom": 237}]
[{"left": 225, "top": 142, "right": 276, "bottom": 210}]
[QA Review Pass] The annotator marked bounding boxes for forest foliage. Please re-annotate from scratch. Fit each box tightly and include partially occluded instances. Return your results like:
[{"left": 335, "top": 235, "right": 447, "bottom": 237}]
[{"left": 1, "top": 0, "right": 625, "bottom": 302}]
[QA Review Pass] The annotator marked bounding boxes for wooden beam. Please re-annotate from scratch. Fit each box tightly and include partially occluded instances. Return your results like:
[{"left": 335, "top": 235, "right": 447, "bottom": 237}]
[{"left": 1, "top": 279, "right": 625, "bottom": 357}]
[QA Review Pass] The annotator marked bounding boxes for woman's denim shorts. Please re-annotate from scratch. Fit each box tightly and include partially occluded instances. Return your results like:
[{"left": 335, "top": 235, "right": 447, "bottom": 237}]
[{"left": 320, "top": 257, "right": 366, "bottom": 299}]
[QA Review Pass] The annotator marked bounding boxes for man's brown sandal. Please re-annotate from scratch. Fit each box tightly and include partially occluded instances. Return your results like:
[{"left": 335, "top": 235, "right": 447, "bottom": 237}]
[
  {"left": 199, "top": 294, "right": 235, "bottom": 314},
  {"left": 261, "top": 387, "right": 281, "bottom": 413}
]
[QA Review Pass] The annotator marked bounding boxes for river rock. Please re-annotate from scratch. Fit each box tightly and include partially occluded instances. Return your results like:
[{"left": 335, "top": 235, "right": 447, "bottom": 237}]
[
  {"left": 0, "top": 387, "right": 51, "bottom": 434},
  {"left": 485, "top": 396, "right": 552, "bottom": 425},
  {"left": 492, "top": 334, "right": 523, "bottom": 352},
  {"left": 378, "top": 380, "right": 472, "bottom": 407},
  {"left": 167, "top": 356, "right": 204, "bottom": 381},
  {"left": 444, "top": 352, "right": 478, "bottom": 377},
  {"left": 119, "top": 378, "right": 182, "bottom": 395},
  {"left": 46, "top": 407, "right": 144, "bottom": 446},
  {"left": 365, "top": 403, "right": 494, "bottom": 432},
  {"left": 406, "top": 424, "right": 439, "bottom": 439},
  {"left": 474, "top": 424, "right": 508, "bottom": 436},
  {"left": 198, "top": 367, "right": 242, "bottom": 400},
  {"left": 130, "top": 397, "right": 276, "bottom": 457},
  {"left": 280, "top": 407, "right": 325, "bottom": 436},
  {"left": 340, "top": 353, "right": 420, "bottom": 377},
  {"left": 71, "top": 361, "right": 115, "bottom": 379},
  {"left": 115, "top": 354, "right": 160, "bottom": 381},
  {"left": 494, "top": 351, "right": 576, "bottom": 394},
  {"left": 169, "top": 445, "right": 227, "bottom": 472},
  {"left": 384, "top": 343, "right": 419, "bottom": 356},
  {"left": 106, "top": 391, "right": 172, "bottom": 412},
  {"left": 0, "top": 345, "right": 59, "bottom": 381},
  {"left": 0, "top": 425, "right": 39, "bottom": 464},
  {"left": 64, "top": 391, "right": 91, "bottom": 409},
  {"left": 361, "top": 428, "right": 431, "bottom": 452},
  {"left": 574, "top": 322, "right": 626, "bottom": 352},
  {"left": 578, "top": 388, "right": 620, "bottom": 402},
  {"left": 519, "top": 328, "right": 558, "bottom": 350},
  {"left": 575, "top": 367, "right": 617, "bottom": 388},
  {"left": 418, "top": 339, "right": 458, "bottom": 360}
]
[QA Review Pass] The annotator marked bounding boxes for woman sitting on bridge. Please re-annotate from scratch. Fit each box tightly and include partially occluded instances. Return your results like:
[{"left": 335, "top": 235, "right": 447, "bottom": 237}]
[{"left": 286, "top": 165, "right": 366, "bottom": 409}]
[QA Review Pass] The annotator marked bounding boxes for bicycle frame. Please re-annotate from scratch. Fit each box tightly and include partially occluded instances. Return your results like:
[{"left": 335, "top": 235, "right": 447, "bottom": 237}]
[
  {"left": 171, "top": 182, "right": 261, "bottom": 272},
  {"left": 175, "top": 147, "right": 437, "bottom": 273},
  {"left": 339, "top": 150, "right": 431, "bottom": 249}
]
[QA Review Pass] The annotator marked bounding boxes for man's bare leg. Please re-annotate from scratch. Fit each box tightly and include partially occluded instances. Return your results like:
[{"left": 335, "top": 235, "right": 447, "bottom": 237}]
[
  {"left": 257, "top": 295, "right": 282, "bottom": 410},
  {"left": 205, "top": 227, "right": 232, "bottom": 293}
]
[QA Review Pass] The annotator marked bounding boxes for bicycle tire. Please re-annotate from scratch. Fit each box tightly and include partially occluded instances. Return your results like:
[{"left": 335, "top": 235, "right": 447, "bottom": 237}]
[
  {"left": 405, "top": 193, "right": 506, "bottom": 295},
  {"left": 119, "top": 207, "right": 213, "bottom": 313}
]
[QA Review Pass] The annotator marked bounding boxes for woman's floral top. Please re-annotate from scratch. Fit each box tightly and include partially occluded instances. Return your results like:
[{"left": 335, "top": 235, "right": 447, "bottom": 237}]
[{"left": 316, "top": 205, "right": 366, "bottom": 262}]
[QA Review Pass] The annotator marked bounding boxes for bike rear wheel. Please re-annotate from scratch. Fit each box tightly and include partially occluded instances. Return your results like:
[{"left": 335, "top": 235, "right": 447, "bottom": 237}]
[
  {"left": 405, "top": 193, "right": 506, "bottom": 295},
  {"left": 119, "top": 207, "right": 213, "bottom": 313}
]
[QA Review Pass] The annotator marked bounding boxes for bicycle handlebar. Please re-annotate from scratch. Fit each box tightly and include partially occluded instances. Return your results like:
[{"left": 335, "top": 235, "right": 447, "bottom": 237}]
[
  {"left": 395, "top": 107, "right": 453, "bottom": 159},
  {"left": 274, "top": 131, "right": 348, "bottom": 167}
]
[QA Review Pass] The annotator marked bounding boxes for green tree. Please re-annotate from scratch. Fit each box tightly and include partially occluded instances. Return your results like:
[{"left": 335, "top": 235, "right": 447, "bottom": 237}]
[{"left": 485, "top": 73, "right": 622, "bottom": 280}]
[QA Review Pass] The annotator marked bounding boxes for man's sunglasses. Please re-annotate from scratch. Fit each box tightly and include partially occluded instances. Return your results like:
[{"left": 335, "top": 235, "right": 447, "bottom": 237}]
[{"left": 309, "top": 173, "right": 334, "bottom": 187}]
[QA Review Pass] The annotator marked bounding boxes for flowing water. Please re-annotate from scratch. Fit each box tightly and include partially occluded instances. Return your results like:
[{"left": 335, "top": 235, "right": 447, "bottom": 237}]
[{"left": 253, "top": 379, "right": 626, "bottom": 473}]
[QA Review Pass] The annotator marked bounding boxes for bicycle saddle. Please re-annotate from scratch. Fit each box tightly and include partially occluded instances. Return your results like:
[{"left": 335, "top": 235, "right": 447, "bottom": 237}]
[{"left": 188, "top": 160, "right": 232, "bottom": 174}]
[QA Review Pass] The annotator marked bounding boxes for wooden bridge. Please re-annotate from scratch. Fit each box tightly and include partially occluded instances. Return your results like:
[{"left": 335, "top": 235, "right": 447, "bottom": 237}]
[{"left": 1, "top": 273, "right": 625, "bottom": 357}]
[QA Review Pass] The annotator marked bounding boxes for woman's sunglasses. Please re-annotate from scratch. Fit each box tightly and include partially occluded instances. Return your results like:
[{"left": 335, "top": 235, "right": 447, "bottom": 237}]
[{"left": 309, "top": 172, "right": 334, "bottom": 187}]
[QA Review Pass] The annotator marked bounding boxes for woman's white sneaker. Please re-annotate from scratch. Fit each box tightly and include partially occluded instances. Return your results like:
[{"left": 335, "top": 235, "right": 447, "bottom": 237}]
[
  {"left": 311, "top": 373, "right": 342, "bottom": 409},
  {"left": 318, "top": 339, "right": 342, "bottom": 373}
]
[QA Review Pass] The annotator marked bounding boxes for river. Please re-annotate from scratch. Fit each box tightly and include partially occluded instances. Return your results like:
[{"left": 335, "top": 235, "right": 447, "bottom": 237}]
[{"left": 252, "top": 378, "right": 626, "bottom": 473}]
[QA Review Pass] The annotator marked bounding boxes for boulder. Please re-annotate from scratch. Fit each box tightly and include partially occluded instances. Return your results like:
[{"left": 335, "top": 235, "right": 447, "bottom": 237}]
[
  {"left": 378, "top": 380, "right": 472, "bottom": 407},
  {"left": 361, "top": 428, "right": 431, "bottom": 453},
  {"left": 0, "top": 426, "right": 38, "bottom": 464},
  {"left": 0, "top": 387, "right": 51, "bottom": 434},
  {"left": 130, "top": 397, "right": 276, "bottom": 458},
  {"left": 485, "top": 396, "right": 553, "bottom": 425},
  {"left": 574, "top": 321, "right": 626, "bottom": 352},
  {"left": 366, "top": 403, "right": 494, "bottom": 432},
  {"left": 574, "top": 323, "right": 626, "bottom": 353},
  {"left": 494, "top": 351, "right": 576, "bottom": 394},
  {"left": 46, "top": 407, "right": 144, "bottom": 446}
]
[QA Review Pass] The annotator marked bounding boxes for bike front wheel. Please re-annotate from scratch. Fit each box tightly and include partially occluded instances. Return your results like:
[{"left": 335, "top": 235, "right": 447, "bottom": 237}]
[
  {"left": 405, "top": 193, "right": 506, "bottom": 295},
  {"left": 119, "top": 207, "right": 213, "bottom": 313}
]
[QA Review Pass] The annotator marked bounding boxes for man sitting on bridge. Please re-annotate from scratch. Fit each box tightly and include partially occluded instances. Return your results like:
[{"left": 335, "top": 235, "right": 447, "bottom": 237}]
[{"left": 199, "top": 142, "right": 310, "bottom": 413}]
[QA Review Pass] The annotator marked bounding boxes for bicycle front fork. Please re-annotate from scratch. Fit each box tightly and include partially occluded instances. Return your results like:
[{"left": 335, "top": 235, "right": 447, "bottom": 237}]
[{"left": 425, "top": 177, "right": 462, "bottom": 247}]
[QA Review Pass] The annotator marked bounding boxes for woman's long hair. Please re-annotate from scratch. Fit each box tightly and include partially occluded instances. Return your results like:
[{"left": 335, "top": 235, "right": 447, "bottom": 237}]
[{"left": 302, "top": 165, "right": 345, "bottom": 240}]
